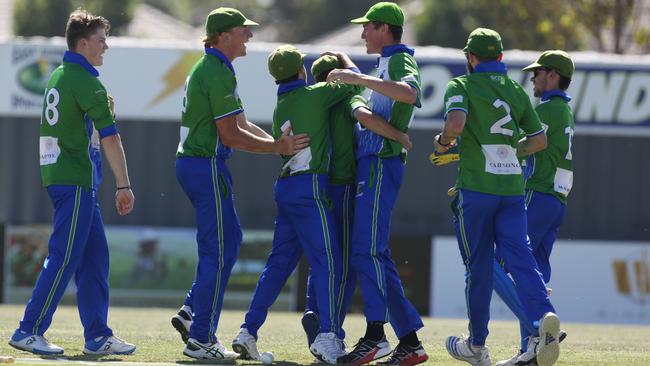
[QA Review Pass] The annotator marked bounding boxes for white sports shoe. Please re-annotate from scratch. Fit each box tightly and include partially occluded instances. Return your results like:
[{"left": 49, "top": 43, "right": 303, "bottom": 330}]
[
  {"left": 9, "top": 330, "right": 64, "bottom": 355},
  {"left": 184, "top": 337, "right": 238, "bottom": 362},
  {"left": 535, "top": 312, "right": 561, "bottom": 366},
  {"left": 445, "top": 335, "right": 491, "bottom": 366},
  {"left": 310, "top": 332, "right": 346, "bottom": 364},
  {"left": 231, "top": 328, "right": 261, "bottom": 360},
  {"left": 83, "top": 335, "right": 136, "bottom": 355},
  {"left": 171, "top": 306, "right": 192, "bottom": 344}
]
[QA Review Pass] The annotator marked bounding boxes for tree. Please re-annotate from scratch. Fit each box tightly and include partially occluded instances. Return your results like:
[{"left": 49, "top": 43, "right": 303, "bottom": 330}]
[
  {"left": 14, "top": 0, "right": 135, "bottom": 37},
  {"left": 414, "top": 0, "right": 650, "bottom": 54}
]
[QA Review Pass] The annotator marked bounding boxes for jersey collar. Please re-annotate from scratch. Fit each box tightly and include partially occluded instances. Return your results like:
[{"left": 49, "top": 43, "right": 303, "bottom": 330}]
[
  {"left": 277, "top": 79, "right": 307, "bottom": 96},
  {"left": 381, "top": 44, "right": 415, "bottom": 58},
  {"left": 541, "top": 89, "right": 572, "bottom": 102},
  {"left": 63, "top": 51, "right": 99, "bottom": 77},
  {"left": 473, "top": 61, "right": 507, "bottom": 74},
  {"left": 205, "top": 47, "right": 235, "bottom": 74}
]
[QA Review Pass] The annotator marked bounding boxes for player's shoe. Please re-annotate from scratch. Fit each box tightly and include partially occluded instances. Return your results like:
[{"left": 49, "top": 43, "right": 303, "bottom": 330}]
[
  {"left": 445, "top": 335, "right": 491, "bottom": 366},
  {"left": 495, "top": 330, "right": 567, "bottom": 366},
  {"left": 376, "top": 341, "right": 429, "bottom": 366},
  {"left": 535, "top": 312, "right": 560, "bottom": 366},
  {"left": 171, "top": 306, "right": 192, "bottom": 344},
  {"left": 83, "top": 335, "right": 136, "bottom": 355},
  {"left": 8, "top": 330, "right": 64, "bottom": 355},
  {"left": 184, "top": 337, "right": 238, "bottom": 362},
  {"left": 310, "top": 332, "right": 347, "bottom": 364},
  {"left": 231, "top": 328, "right": 261, "bottom": 360},
  {"left": 301, "top": 311, "right": 320, "bottom": 347},
  {"left": 336, "top": 336, "right": 392, "bottom": 366}
]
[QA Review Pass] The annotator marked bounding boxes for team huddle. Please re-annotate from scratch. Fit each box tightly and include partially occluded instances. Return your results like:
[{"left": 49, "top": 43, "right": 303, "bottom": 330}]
[{"left": 8, "top": 2, "right": 574, "bottom": 366}]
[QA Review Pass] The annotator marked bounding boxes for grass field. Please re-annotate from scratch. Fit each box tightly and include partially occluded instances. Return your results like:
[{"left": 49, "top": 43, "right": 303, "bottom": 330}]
[{"left": 1, "top": 305, "right": 649, "bottom": 365}]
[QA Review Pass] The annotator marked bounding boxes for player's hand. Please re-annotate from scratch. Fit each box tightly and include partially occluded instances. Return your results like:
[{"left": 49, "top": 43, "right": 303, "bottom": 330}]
[
  {"left": 275, "top": 126, "right": 310, "bottom": 155},
  {"left": 326, "top": 69, "right": 362, "bottom": 85},
  {"left": 320, "top": 51, "right": 342, "bottom": 58},
  {"left": 398, "top": 132, "right": 413, "bottom": 151},
  {"left": 115, "top": 188, "right": 134, "bottom": 216},
  {"left": 429, "top": 145, "right": 459, "bottom": 166},
  {"left": 108, "top": 95, "right": 115, "bottom": 116},
  {"left": 433, "top": 133, "right": 456, "bottom": 153}
]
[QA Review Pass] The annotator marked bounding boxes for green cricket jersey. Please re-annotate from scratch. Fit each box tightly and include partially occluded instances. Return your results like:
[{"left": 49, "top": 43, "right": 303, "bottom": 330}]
[
  {"left": 177, "top": 48, "right": 243, "bottom": 159},
  {"left": 444, "top": 62, "right": 544, "bottom": 196},
  {"left": 272, "top": 80, "right": 358, "bottom": 177},
  {"left": 356, "top": 45, "right": 420, "bottom": 159},
  {"left": 329, "top": 94, "right": 368, "bottom": 185},
  {"left": 39, "top": 52, "right": 115, "bottom": 188},
  {"left": 526, "top": 91, "right": 574, "bottom": 204}
]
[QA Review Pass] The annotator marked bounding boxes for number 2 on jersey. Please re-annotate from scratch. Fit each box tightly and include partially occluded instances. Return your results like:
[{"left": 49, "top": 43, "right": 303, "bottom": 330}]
[{"left": 490, "top": 99, "right": 514, "bottom": 136}]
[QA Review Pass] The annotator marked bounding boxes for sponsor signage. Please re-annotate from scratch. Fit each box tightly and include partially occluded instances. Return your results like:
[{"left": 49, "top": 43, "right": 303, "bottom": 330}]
[
  {"left": 430, "top": 237, "right": 650, "bottom": 324},
  {"left": 1, "top": 40, "right": 649, "bottom": 135}
]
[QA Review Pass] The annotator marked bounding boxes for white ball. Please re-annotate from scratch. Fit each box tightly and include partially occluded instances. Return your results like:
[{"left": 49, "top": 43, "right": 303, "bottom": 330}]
[{"left": 260, "top": 351, "right": 274, "bottom": 365}]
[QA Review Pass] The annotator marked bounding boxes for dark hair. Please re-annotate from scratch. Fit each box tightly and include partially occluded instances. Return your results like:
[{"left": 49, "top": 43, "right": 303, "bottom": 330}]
[
  {"left": 371, "top": 21, "right": 403, "bottom": 42},
  {"left": 558, "top": 74, "right": 571, "bottom": 90},
  {"left": 275, "top": 74, "right": 300, "bottom": 85},
  {"left": 65, "top": 8, "right": 110, "bottom": 51},
  {"left": 314, "top": 70, "right": 332, "bottom": 83},
  {"left": 473, "top": 53, "right": 500, "bottom": 63}
]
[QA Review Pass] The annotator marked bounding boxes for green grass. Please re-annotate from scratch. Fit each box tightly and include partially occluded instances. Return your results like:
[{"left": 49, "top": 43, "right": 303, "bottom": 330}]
[{"left": 1, "top": 305, "right": 649, "bottom": 365}]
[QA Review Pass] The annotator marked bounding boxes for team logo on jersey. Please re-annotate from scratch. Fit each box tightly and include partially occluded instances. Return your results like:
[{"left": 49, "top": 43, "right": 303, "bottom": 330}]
[{"left": 613, "top": 250, "right": 650, "bottom": 305}]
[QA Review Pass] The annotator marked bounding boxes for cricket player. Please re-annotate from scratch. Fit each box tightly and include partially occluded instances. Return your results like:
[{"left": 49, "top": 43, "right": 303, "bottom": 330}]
[
  {"left": 326, "top": 3, "right": 428, "bottom": 365},
  {"left": 9, "top": 8, "right": 136, "bottom": 356},
  {"left": 170, "top": 9, "right": 308, "bottom": 362},
  {"left": 494, "top": 50, "right": 575, "bottom": 366},
  {"left": 231, "top": 45, "right": 362, "bottom": 364},
  {"left": 302, "top": 54, "right": 413, "bottom": 349},
  {"left": 439, "top": 28, "right": 561, "bottom": 366}
]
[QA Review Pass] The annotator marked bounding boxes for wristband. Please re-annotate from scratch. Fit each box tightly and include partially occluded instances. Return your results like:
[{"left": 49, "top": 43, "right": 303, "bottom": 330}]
[
  {"left": 437, "top": 134, "right": 452, "bottom": 147},
  {"left": 117, "top": 186, "right": 131, "bottom": 191}
]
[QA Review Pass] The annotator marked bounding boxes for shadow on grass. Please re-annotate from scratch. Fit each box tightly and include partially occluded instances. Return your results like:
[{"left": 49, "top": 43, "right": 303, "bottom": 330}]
[
  {"left": 47, "top": 354, "right": 125, "bottom": 362},
  {"left": 175, "top": 360, "right": 305, "bottom": 366}
]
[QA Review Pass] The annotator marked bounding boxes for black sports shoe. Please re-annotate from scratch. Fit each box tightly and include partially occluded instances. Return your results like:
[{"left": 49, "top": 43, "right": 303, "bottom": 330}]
[
  {"left": 301, "top": 311, "right": 320, "bottom": 347},
  {"left": 377, "top": 342, "right": 429, "bottom": 366},
  {"left": 171, "top": 308, "right": 192, "bottom": 344},
  {"left": 337, "top": 337, "right": 392, "bottom": 366}
]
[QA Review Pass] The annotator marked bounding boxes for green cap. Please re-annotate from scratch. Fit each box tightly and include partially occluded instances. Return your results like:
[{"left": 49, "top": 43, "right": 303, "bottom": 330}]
[
  {"left": 268, "top": 45, "right": 305, "bottom": 81},
  {"left": 311, "top": 55, "right": 341, "bottom": 80},
  {"left": 463, "top": 28, "right": 503, "bottom": 58},
  {"left": 351, "top": 2, "right": 404, "bottom": 26},
  {"left": 205, "top": 7, "right": 258, "bottom": 35},
  {"left": 522, "top": 50, "right": 574, "bottom": 78}
]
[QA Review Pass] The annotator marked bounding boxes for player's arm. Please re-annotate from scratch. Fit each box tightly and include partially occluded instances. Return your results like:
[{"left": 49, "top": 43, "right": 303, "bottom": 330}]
[
  {"left": 236, "top": 112, "right": 273, "bottom": 139},
  {"left": 101, "top": 132, "right": 134, "bottom": 216},
  {"left": 354, "top": 107, "right": 412, "bottom": 150},
  {"left": 517, "top": 132, "right": 547, "bottom": 157},
  {"left": 327, "top": 69, "right": 416, "bottom": 105},
  {"left": 435, "top": 110, "right": 465, "bottom": 152},
  {"left": 216, "top": 114, "right": 309, "bottom": 155},
  {"left": 321, "top": 51, "right": 358, "bottom": 70}
]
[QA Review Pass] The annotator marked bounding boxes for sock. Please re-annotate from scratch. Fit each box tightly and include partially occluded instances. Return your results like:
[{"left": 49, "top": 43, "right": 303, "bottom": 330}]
[
  {"left": 364, "top": 321, "right": 385, "bottom": 341},
  {"left": 399, "top": 331, "right": 420, "bottom": 348}
]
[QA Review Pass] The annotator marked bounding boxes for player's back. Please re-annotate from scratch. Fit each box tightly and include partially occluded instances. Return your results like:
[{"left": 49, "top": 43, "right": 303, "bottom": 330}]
[
  {"left": 448, "top": 70, "right": 543, "bottom": 196},
  {"left": 272, "top": 81, "right": 356, "bottom": 177},
  {"left": 40, "top": 62, "right": 110, "bottom": 188},
  {"left": 527, "top": 96, "right": 574, "bottom": 203}
]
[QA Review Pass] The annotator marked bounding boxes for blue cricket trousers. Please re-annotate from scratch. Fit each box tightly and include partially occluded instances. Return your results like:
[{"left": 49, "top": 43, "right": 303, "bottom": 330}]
[
  {"left": 493, "top": 189, "right": 566, "bottom": 350},
  {"left": 242, "top": 174, "right": 342, "bottom": 338},
  {"left": 19, "top": 185, "right": 112, "bottom": 341},
  {"left": 351, "top": 156, "right": 423, "bottom": 339},
  {"left": 453, "top": 189, "right": 555, "bottom": 346},
  {"left": 306, "top": 183, "right": 357, "bottom": 339},
  {"left": 176, "top": 157, "right": 242, "bottom": 344}
]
